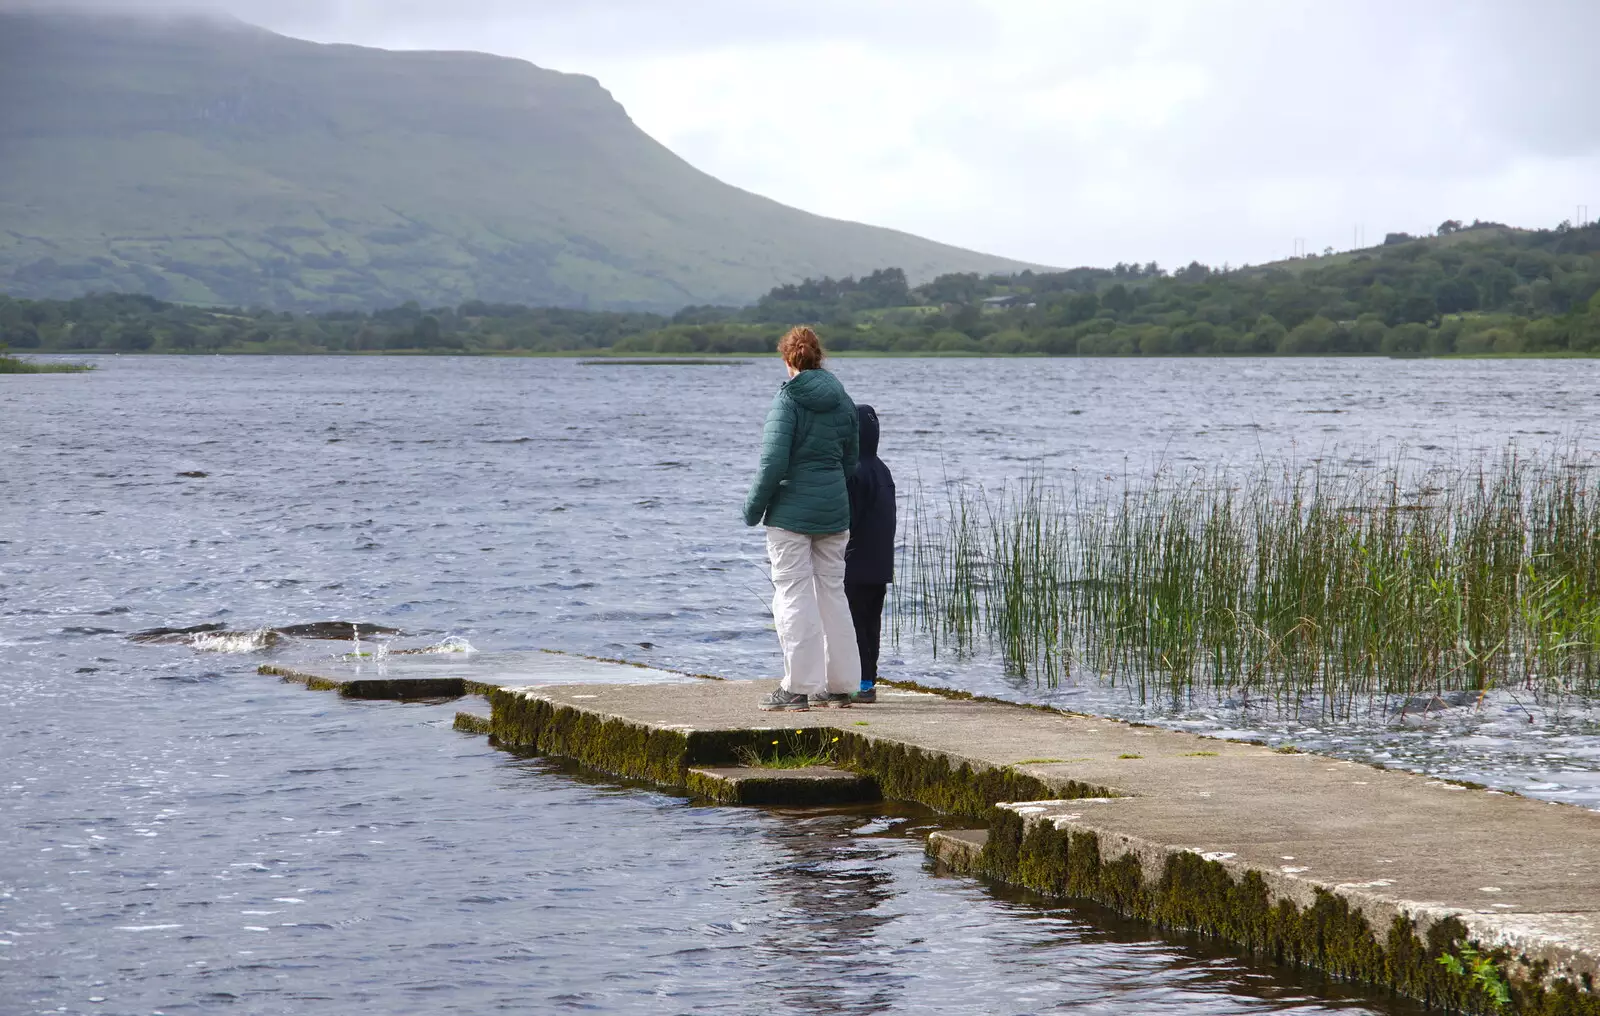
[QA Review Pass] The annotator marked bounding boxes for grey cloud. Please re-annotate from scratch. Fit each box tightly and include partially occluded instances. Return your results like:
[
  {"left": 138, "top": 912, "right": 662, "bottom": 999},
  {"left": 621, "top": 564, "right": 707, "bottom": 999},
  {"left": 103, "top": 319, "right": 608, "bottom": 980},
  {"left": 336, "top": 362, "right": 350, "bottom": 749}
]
[
  {"left": 1446, "top": 0, "right": 1600, "bottom": 158},
  {"left": 57, "top": 0, "right": 1002, "bottom": 55},
  {"left": 28, "top": 0, "right": 1597, "bottom": 160},
  {"left": 932, "top": 0, "right": 1596, "bottom": 215}
]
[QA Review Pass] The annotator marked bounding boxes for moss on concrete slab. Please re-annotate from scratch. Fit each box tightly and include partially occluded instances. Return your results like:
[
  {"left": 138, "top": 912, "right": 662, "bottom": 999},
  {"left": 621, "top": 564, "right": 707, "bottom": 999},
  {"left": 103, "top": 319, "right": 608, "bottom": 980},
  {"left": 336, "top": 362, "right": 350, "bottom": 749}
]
[
  {"left": 685, "top": 766, "right": 880, "bottom": 806},
  {"left": 482, "top": 690, "right": 1113, "bottom": 820},
  {"left": 487, "top": 688, "right": 691, "bottom": 785},
  {"left": 832, "top": 731, "right": 1113, "bottom": 822},
  {"left": 975, "top": 809, "right": 1600, "bottom": 1015},
  {"left": 453, "top": 712, "right": 492, "bottom": 735}
]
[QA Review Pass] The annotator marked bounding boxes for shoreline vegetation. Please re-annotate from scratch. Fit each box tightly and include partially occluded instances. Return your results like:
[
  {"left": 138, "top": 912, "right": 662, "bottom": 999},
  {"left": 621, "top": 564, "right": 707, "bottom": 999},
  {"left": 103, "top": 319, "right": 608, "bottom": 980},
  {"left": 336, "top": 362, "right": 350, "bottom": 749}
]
[
  {"left": 897, "top": 443, "right": 1600, "bottom": 716},
  {"left": 18, "top": 348, "right": 1600, "bottom": 361},
  {"left": 0, "top": 347, "right": 93, "bottom": 373},
  {"left": 3, "top": 220, "right": 1597, "bottom": 359}
]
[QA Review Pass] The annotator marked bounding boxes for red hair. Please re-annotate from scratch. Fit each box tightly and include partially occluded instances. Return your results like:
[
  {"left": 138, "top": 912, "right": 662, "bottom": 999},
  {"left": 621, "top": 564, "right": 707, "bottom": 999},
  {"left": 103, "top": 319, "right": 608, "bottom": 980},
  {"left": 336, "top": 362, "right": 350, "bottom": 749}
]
[{"left": 778, "top": 326, "right": 824, "bottom": 371}]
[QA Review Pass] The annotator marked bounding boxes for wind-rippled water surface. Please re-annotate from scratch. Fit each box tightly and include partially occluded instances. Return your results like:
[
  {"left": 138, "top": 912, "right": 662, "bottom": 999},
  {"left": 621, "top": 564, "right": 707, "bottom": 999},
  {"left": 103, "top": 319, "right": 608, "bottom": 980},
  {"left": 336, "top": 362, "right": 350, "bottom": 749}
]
[{"left": 5, "top": 354, "right": 1597, "bottom": 1014}]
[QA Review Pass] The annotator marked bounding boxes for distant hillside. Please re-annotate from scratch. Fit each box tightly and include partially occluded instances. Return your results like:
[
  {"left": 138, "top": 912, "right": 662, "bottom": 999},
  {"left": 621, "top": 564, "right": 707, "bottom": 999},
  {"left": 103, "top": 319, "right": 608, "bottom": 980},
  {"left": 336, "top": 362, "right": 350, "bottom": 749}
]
[
  {"left": 6, "top": 223, "right": 1597, "bottom": 357},
  {"left": 0, "top": 11, "right": 1039, "bottom": 311}
]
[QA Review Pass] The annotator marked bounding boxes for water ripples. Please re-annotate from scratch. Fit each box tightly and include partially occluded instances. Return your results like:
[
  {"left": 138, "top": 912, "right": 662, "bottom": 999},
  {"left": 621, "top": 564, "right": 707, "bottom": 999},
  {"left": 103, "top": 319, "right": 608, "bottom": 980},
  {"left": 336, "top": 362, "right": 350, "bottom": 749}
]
[{"left": 8, "top": 355, "right": 1597, "bottom": 1012}]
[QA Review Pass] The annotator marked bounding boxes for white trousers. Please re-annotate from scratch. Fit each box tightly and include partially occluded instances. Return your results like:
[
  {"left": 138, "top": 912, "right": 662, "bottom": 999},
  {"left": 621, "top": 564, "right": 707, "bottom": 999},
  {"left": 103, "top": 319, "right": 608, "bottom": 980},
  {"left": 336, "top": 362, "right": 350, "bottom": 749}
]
[{"left": 766, "top": 527, "right": 862, "bottom": 696}]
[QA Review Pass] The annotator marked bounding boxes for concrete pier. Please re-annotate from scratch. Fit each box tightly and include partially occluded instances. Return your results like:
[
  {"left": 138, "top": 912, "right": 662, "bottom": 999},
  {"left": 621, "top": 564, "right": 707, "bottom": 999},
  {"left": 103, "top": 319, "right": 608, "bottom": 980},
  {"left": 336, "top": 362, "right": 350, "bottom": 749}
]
[
  {"left": 262, "top": 653, "right": 1600, "bottom": 1013},
  {"left": 263, "top": 649, "right": 695, "bottom": 697}
]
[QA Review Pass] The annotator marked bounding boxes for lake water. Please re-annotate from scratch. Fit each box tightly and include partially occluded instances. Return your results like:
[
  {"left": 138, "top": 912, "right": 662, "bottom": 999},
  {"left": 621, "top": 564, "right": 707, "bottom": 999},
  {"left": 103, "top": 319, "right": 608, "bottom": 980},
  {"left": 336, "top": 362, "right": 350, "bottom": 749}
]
[{"left": 6, "top": 354, "right": 1598, "bottom": 1014}]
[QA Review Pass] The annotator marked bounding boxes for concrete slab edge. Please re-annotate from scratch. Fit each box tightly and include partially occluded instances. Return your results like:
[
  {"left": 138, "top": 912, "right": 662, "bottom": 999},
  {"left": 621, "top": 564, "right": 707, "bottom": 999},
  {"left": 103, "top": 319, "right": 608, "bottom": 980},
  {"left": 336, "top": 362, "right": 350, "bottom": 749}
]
[
  {"left": 927, "top": 829, "right": 986, "bottom": 873},
  {"left": 484, "top": 687, "right": 1119, "bottom": 820},
  {"left": 453, "top": 712, "right": 492, "bottom": 735},
  {"left": 259, "top": 663, "right": 466, "bottom": 700},
  {"left": 963, "top": 805, "right": 1600, "bottom": 1014},
  {"left": 685, "top": 767, "right": 881, "bottom": 806}
]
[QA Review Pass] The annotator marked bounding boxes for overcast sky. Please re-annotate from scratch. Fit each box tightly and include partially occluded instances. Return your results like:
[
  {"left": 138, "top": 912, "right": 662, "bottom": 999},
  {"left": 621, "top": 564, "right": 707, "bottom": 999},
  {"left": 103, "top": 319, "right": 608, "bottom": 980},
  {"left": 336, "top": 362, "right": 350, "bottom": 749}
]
[{"left": 34, "top": 0, "right": 1600, "bottom": 269}]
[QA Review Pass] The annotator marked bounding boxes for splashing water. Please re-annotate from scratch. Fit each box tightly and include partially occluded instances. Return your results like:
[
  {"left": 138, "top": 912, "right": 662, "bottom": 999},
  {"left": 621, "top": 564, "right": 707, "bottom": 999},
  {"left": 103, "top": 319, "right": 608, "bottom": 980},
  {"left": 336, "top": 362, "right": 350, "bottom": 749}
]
[
  {"left": 422, "top": 636, "right": 475, "bottom": 654},
  {"left": 343, "top": 635, "right": 472, "bottom": 658},
  {"left": 188, "top": 629, "right": 277, "bottom": 653},
  {"left": 342, "top": 624, "right": 392, "bottom": 661}
]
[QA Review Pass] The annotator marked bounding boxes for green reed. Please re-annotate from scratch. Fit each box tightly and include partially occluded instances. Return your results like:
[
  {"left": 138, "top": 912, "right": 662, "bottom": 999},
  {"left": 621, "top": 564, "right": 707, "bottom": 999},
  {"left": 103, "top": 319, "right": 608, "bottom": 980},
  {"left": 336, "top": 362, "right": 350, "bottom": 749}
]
[{"left": 895, "top": 446, "right": 1600, "bottom": 715}]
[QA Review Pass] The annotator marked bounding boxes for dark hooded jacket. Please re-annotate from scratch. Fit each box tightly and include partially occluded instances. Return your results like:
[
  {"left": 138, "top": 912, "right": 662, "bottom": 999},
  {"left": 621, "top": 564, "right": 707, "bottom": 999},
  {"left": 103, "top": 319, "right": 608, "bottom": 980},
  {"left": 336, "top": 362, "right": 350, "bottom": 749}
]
[
  {"left": 742, "top": 369, "right": 859, "bottom": 534},
  {"left": 845, "top": 404, "right": 895, "bottom": 584}
]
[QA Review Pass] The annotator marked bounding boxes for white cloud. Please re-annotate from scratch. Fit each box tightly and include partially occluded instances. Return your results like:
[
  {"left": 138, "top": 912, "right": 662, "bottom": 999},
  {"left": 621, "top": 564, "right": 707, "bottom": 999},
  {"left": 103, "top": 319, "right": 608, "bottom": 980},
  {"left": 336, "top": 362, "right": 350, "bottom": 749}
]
[{"left": 552, "top": 0, "right": 1599, "bottom": 268}]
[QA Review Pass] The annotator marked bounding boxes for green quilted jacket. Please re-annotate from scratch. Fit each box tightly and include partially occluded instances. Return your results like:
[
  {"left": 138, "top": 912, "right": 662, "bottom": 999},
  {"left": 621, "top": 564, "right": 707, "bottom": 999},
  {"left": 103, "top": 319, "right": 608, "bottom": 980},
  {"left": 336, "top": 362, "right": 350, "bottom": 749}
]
[{"left": 742, "top": 369, "right": 859, "bottom": 533}]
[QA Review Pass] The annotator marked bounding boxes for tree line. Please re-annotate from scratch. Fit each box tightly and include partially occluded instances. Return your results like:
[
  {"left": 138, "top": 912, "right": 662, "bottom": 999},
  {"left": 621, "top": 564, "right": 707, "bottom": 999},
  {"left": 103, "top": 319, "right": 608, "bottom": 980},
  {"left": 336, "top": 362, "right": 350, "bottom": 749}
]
[{"left": 3, "top": 220, "right": 1598, "bottom": 357}]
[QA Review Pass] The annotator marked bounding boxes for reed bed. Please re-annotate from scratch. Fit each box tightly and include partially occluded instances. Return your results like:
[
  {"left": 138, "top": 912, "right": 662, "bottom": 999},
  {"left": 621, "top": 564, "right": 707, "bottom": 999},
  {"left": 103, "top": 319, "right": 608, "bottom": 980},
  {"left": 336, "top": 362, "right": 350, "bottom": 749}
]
[
  {"left": 895, "top": 446, "right": 1600, "bottom": 714},
  {"left": 0, "top": 353, "right": 94, "bottom": 374}
]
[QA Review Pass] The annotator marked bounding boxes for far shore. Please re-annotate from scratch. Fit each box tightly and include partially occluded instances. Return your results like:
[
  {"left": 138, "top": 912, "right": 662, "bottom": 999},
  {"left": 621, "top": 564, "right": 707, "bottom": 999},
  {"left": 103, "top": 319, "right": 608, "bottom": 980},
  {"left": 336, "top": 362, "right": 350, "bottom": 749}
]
[{"left": 18, "top": 349, "right": 1600, "bottom": 361}]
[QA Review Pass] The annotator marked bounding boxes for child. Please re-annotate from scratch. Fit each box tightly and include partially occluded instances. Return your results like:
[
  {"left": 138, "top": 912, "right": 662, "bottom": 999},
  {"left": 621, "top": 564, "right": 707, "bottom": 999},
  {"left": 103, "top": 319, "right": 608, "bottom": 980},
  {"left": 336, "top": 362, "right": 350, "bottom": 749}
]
[{"left": 845, "top": 404, "right": 895, "bottom": 703}]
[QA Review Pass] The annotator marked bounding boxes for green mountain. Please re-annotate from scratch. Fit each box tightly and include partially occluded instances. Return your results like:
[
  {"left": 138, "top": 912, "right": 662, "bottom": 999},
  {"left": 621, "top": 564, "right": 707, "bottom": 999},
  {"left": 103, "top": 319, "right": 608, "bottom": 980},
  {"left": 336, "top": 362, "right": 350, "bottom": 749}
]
[{"left": 0, "top": 11, "right": 1038, "bottom": 311}]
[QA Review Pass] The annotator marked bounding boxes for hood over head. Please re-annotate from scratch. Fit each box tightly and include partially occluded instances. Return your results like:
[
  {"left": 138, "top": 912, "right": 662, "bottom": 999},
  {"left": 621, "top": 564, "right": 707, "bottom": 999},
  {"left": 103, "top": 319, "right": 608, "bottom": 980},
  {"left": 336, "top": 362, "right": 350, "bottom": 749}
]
[
  {"left": 782, "top": 368, "right": 846, "bottom": 413},
  {"left": 856, "top": 404, "right": 879, "bottom": 457}
]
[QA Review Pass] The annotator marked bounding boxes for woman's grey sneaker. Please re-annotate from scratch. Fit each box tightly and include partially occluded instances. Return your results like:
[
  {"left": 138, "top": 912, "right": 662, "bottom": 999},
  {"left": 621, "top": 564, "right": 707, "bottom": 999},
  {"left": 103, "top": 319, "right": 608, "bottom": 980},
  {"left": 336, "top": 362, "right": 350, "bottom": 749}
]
[
  {"left": 758, "top": 687, "right": 811, "bottom": 711},
  {"left": 809, "top": 692, "right": 853, "bottom": 709},
  {"left": 851, "top": 687, "right": 876, "bottom": 704}
]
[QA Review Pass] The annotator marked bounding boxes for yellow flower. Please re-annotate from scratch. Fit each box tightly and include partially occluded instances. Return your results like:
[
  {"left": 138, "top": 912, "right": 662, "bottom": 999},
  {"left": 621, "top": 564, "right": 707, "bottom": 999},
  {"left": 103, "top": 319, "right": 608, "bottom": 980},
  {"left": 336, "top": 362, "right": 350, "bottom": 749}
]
[
  {"left": 771, "top": 740, "right": 779, "bottom": 745},
  {"left": 831, "top": 737, "right": 839, "bottom": 743},
  {"left": 795, "top": 729, "right": 803, "bottom": 735}
]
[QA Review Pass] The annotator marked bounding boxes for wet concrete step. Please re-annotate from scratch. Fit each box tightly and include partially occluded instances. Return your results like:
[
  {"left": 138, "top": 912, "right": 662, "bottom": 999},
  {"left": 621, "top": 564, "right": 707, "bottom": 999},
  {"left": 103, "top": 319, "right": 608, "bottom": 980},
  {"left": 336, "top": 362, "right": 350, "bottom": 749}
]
[
  {"left": 453, "top": 712, "right": 492, "bottom": 735},
  {"left": 927, "top": 829, "right": 987, "bottom": 871},
  {"left": 261, "top": 650, "right": 696, "bottom": 699},
  {"left": 262, "top": 663, "right": 467, "bottom": 700},
  {"left": 686, "top": 766, "right": 880, "bottom": 806}
]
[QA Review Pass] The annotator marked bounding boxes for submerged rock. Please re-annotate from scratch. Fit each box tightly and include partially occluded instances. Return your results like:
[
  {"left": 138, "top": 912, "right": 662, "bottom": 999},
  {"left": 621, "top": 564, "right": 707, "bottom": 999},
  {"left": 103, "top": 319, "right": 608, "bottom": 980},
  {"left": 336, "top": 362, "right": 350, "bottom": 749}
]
[
  {"left": 132, "top": 620, "right": 402, "bottom": 646},
  {"left": 128, "top": 622, "right": 227, "bottom": 644},
  {"left": 1393, "top": 690, "right": 1477, "bottom": 715},
  {"left": 274, "top": 621, "right": 402, "bottom": 639},
  {"left": 388, "top": 636, "right": 476, "bottom": 656},
  {"left": 1388, "top": 690, "right": 1481, "bottom": 726}
]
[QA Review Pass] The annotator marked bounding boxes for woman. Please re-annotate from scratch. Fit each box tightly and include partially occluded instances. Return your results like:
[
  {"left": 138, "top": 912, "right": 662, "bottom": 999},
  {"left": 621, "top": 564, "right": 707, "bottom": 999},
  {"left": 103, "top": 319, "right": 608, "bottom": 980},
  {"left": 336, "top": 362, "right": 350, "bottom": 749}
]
[{"left": 743, "top": 326, "right": 862, "bottom": 711}]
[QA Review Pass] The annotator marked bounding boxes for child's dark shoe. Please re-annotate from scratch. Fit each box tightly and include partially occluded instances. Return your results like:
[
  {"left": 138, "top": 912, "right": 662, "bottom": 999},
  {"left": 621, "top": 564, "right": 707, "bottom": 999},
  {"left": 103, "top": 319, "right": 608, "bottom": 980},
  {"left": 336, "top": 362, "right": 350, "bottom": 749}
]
[{"left": 809, "top": 692, "right": 852, "bottom": 709}]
